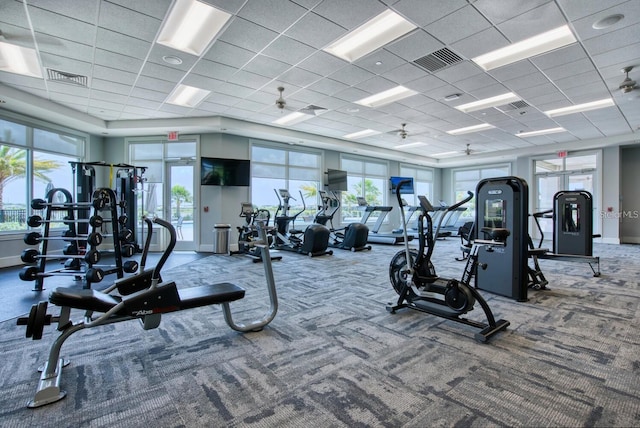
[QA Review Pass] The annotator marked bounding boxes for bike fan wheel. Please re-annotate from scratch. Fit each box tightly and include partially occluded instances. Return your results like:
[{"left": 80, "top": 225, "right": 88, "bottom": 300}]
[{"left": 389, "top": 250, "right": 437, "bottom": 299}]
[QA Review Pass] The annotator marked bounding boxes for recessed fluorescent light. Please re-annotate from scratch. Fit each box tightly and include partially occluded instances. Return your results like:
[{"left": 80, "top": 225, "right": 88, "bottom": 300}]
[
  {"left": 544, "top": 98, "right": 615, "bottom": 117},
  {"left": 323, "top": 9, "right": 416, "bottom": 62},
  {"left": 395, "top": 142, "right": 427, "bottom": 149},
  {"left": 455, "top": 92, "right": 520, "bottom": 113},
  {"left": 516, "top": 127, "right": 566, "bottom": 137},
  {"left": 472, "top": 25, "right": 577, "bottom": 71},
  {"left": 166, "top": 84, "right": 210, "bottom": 107},
  {"left": 343, "top": 129, "right": 381, "bottom": 139},
  {"left": 446, "top": 123, "right": 495, "bottom": 135},
  {"left": 273, "top": 111, "right": 313, "bottom": 126},
  {"left": 157, "top": 0, "right": 231, "bottom": 56},
  {"left": 431, "top": 150, "right": 459, "bottom": 157},
  {"left": 355, "top": 86, "right": 418, "bottom": 108},
  {"left": 0, "top": 41, "right": 42, "bottom": 78}
]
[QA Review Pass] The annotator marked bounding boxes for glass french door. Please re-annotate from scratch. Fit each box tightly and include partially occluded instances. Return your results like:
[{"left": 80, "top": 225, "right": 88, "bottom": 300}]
[
  {"left": 166, "top": 161, "right": 196, "bottom": 251},
  {"left": 535, "top": 171, "right": 597, "bottom": 240}
]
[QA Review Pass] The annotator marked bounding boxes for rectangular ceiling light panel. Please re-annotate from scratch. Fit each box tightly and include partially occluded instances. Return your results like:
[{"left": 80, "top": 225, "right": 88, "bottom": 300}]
[
  {"left": 455, "top": 92, "right": 521, "bottom": 113},
  {"left": 0, "top": 41, "right": 42, "bottom": 78},
  {"left": 273, "top": 111, "right": 313, "bottom": 125},
  {"left": 355, "top": 85, "right": 418, "bottom": 108},
  {"left": 323, "top": 9, "right": 416, "bottom": 62},
  {"left": 343, "top": 129, "right": 381, "bottom": 139},
  {"left": 166, "top": 84, "right": 211, "bottom": 107},
  {"left": 446, "top": 123, "right": 495, "bottom": 135},
  {"left": 157, "top": 0, "right": 232, "bottom": 56},
  {"left": 544, "top": 98, "right": 615, "bottom": 117},
  {"left": 472, "top": 25, "right": 576, "bottom": 71},
  {"left": 515, "top": 127, "right": 566, "bottom": 137},
  {"left": 395, "top": 141, "right": 427, "bottom": 149}
]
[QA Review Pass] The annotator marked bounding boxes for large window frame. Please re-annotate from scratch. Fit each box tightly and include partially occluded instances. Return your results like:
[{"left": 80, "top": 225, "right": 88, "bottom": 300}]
[
  {"left": 340, "top": 155, "right": 389, "bottom": 224},
  {"left": 0, "top": 113, "right": 85, "bottom": 235},
  {"left": 452, "top": 164, "right": 511, "bottom": 220},
  {"left": 250, "top": 141, "right": 323, "bottom": 225},
  {"left": 399, "top": 164, "right": 434, "bottom": 206}
]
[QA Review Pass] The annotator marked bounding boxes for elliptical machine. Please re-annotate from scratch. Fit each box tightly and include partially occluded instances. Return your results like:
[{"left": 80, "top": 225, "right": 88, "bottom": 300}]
[
  {"left": 315, "top": 190, "right": 371, "bottom": 252},
  {"left": 386, "top": 180, "right": 510, "bottom": 342},
  {"left": 273, "top": 189, "right": 332, "bottom": 257},
  {"left": 231, "top": 202, "right": 282, "bottom": 263}
]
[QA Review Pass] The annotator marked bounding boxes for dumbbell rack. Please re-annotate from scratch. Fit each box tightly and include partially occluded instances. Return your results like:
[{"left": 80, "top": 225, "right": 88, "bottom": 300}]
[
  {"left": 21, "top": 188, "right": 103, "bottom": 291},
  {"left": 89, "top": 187, "right": 128, "bottom": 281}
]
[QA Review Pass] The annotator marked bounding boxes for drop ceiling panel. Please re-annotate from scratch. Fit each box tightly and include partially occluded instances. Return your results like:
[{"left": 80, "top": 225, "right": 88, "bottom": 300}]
[
  {"left": 393, "top": 0, "right": 467, "bottom": 27},
  {"left": 425, "top": 5, "right": 492, "bottom": 45},
  {"left": 94, "top": 49, "right": 144, "bottom": 74},
  {"left": 312, "top": 0, "right": 387, "bottom": 29},
  {"left": 261, "top": 36, "right": 316, "bottom": 65},
  {"left": 98, "top": 1, "right": 161, "bottom": 41},
  {"left": 218, "top": 18, "right": 280, "bottom": 53},
  {"left": 497, "top": 2, "right": 568, "bottom": 41},
  {"left": 237, "top": 0, "right": 307, "bottom": 33},
  {"left": 284, "top": 12, "right": 346, "bottom": 49},
  {"left": 27, "top": 8, "right": 97, "bottom": 45},
  {"left": 276, "top": 67, "right": 322, "bottom": 87},
  {"left": 95, "top": 28, "right": 151, "bottom": 59},
  {"left": 381, "top": 63, "right": 429, "bottom": 84}
]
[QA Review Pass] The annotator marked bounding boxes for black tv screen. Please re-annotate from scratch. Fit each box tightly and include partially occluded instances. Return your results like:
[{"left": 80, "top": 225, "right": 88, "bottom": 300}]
[
  {"left": 327, "top": 169, "right": 348, "bottom": 191},
  {"left": 390, "top": 176, "right": 414, "bottom": 194},
  {"left": 201, "top": 158, "right": 250, "bottom": 186}
]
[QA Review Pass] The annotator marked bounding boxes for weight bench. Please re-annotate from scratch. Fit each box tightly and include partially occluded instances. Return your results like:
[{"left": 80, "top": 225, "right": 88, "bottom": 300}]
[{"left": 17, "top": 217, "right": 279, "bottom": 408}]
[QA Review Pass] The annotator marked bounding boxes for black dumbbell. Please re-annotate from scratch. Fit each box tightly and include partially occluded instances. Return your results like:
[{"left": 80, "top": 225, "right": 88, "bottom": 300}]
[
  {"left": 27, "top": 215, "right": 103, "bottom": 228},
  {"left": 31, "top": 197, "right": 106, "bottom": 211},
  {"left": 118, "top": 215, "right": 128, "bottom": 226},
  {"left": 24, "top": 231, "right": 103, "bottom": 247},
  {"left": 19, "top": 265, "right": 105, "bottom": 283},
  {"left": 21, "top": 248, "right": 100, "bottom": 265},
  {"left": 123, "top": 260, "right": 139, "bottom": 273},
  {"left": 118, "top": 228, "right": 133, "bottom": 242}
]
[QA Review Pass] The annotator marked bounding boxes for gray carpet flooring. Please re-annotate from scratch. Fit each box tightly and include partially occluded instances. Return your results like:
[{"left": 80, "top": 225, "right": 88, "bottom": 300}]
[{"left": 1, "top": 237, "right": 638, "bottom": 427}]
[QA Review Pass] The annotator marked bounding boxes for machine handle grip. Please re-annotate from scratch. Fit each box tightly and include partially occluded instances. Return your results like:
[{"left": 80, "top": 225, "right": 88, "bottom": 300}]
[
  {"left": 395, "top": 179, "right": 412, "bottom": 207},
  {"left": 449, "top": 191, "right": 473, "bottom": 211}
]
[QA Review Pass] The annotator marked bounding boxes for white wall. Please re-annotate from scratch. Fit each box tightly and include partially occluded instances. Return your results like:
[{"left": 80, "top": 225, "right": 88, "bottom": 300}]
[{"left": 620, "top": 145, "right": 640, "bottom": 243}]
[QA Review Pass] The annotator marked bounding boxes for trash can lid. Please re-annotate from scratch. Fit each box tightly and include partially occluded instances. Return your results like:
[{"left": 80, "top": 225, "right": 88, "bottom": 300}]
[{"left": 214, "top": 224, "right": 231, "bottom": 228}]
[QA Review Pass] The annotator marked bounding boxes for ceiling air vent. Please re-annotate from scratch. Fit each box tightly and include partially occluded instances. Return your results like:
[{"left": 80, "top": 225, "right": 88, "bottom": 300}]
[
  {"left": 498, "top": 100, "right": 530, "bottom": 112},
  {"left": 413, "top": 48, "right": 463, "bottom": 73},
  {"left": 509, "top": 100, "right": 529, "bottom": 109},
  {"left": 46, "top": 69, "right": 88, "bottom": 87}
]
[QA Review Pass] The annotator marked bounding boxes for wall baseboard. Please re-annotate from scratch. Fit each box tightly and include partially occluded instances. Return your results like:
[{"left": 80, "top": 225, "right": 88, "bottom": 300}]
[
  {"left": 600, "top": 237, "right": 621, "bottom": 245},
  {"left": 0, "top": 256, "right": 22, "bottom": 270},
  {"left": 621, "top": 237, "right": 640, "bottom": 244}
]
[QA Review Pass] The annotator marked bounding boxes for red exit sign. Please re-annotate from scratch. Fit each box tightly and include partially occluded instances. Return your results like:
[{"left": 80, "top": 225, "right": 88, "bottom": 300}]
[
  {"left": 167, "top": 131, "right": 179, "bottom": 141},
  {"left": 557, "top": 150, "right": 568, "bottom": 158}
]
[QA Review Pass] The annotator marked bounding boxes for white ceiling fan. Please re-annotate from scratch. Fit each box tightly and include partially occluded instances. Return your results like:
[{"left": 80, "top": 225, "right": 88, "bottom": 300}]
[{"left": 275, "top": 86, "right": 327, "bottom": 116}]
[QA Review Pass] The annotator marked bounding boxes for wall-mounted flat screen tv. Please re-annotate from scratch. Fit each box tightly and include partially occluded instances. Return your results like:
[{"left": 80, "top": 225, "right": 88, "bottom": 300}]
[
  {"left": 201, "top": 157, "right": 250, "bottom": 186},
  {"left": 389, "top": 176, "right": 414, "bottom": 194},
  {"left": 327, "top": 169, "right": 348, "bottom": 191}
]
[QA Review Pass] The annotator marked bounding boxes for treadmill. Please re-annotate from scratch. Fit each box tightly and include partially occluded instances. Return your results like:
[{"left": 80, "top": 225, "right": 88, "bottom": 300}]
[{"left": 357, "top": 197, "right": 412, "bottom": 245}]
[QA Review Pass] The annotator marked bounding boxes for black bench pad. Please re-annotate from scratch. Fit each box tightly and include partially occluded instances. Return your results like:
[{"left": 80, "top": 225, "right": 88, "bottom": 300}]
[
  {"left": 50, "top": 287, "right": 122, "bottom": 313},
  {"left": 178, "top": 283, "right": 245, "bottom": 310},
  {"left": 49, "top": 282, "right": 246, "bottom": 314}
]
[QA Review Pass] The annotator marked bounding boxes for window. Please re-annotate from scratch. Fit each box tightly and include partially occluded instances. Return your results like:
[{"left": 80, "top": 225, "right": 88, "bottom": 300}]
[
  {"left": 340, "top": 156, "right": 388, "bottom": 224},
  {"left": 399, "top": 165, "right": 434, "bottom": 206},
  {"left": 251, "top": 142, "right": 322, "bottom": 224},
  {"left": 452, "top": 164, "right": 510, "bottom": 220},
  {"left": 0, "top": 116, "right": 84, "bottom": 233}
]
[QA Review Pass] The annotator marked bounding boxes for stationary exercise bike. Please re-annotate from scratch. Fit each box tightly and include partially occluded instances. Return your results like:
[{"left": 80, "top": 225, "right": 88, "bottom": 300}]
[{"left": 386, "top": 180, "right": 510, "bottom": 342}]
